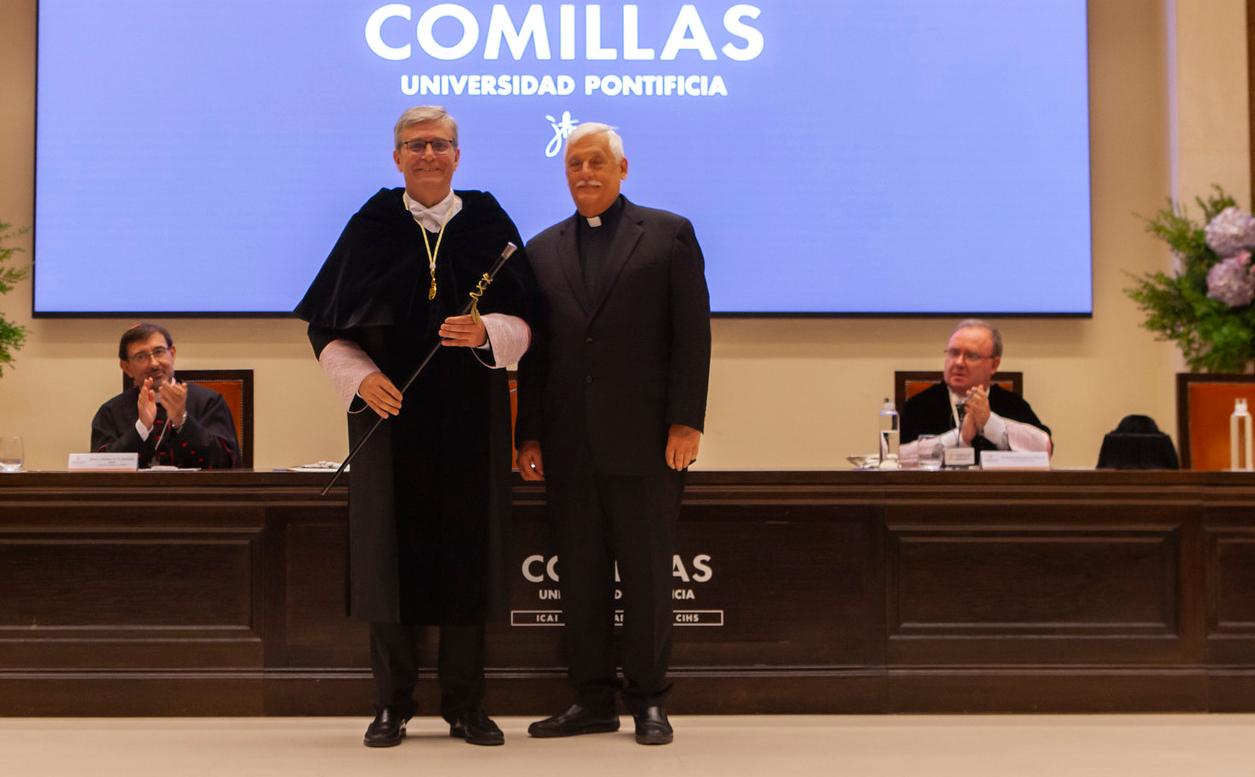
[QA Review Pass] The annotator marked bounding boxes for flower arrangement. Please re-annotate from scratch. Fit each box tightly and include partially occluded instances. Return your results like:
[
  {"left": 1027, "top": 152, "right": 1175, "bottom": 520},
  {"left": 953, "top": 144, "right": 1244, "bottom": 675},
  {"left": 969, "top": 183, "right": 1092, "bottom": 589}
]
[
  {"left": 1126, "top": 188, "right": 1255, "bottom": 373},
  {"left": 0, "top": 222, "right": 30, "bottom": 377}
]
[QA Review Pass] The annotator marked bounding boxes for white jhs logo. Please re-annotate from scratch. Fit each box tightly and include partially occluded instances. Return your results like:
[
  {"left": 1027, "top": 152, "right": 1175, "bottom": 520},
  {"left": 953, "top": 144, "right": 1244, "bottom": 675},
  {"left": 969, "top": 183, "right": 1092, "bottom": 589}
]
[
  {"left": 522, "top": 554, "right": 713, "bottom": 583},
  {"left": 546, "top": 111, "right": 578, "bottom": 158}
]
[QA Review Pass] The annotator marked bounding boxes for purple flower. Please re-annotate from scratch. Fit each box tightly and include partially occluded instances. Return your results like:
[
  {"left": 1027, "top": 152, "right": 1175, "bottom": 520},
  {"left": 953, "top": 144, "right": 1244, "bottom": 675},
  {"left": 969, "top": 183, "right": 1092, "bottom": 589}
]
[
  {"left": 1207, "top": 251, "right": 1255, "bottom": 307},
  {"left": 1205, "top": 206, "right": 1255, "bottom": 257}
]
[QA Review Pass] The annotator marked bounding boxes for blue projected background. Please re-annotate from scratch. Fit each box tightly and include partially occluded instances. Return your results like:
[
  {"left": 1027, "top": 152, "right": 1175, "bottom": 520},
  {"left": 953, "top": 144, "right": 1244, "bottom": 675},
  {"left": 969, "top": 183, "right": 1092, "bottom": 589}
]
[{"left": 34, "top": 1, "right": 1091, "bottom": 315}]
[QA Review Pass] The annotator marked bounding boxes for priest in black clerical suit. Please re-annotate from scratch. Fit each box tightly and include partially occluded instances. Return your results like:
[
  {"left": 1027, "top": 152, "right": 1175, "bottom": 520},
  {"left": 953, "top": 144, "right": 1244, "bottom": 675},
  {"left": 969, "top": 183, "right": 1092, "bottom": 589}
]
[
  {"left": 516, "top": 123, "right": 711, "bottom": 746},
  {"left": 91, "top": 322, "right": 240, "bottom": 469},
  {"left": 294, "top": 106, "right": 533, "bottom": 748},
  {"left": 900, "top": 319, "right": 1051, "bottom": 457}
]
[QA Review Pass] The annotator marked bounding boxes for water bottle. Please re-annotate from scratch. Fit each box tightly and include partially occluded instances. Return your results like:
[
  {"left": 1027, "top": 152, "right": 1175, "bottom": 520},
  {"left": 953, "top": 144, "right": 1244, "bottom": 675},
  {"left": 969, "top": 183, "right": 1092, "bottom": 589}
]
[
  {"left": 1232, "top": 398, "right": 1253, "bottom": 471},
  {"left": 879, "top": 398, "right": 900, "bottom": 468}
]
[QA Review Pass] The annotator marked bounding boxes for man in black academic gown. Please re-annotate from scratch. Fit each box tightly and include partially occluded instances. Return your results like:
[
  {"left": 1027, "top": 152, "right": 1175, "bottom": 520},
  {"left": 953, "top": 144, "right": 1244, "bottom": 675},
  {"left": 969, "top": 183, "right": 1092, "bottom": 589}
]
[
  {"left": 91, "top": 322, "right": 240, "bottom": 469},
  {"left": 294, "top": 106, "right": 533, "bottom": 748},
  {"left": 516, "top": 123, "right": 711, "bottom": 746},
  {"left": 900, "top": 319, "right": 1051, "bottom": 459}
]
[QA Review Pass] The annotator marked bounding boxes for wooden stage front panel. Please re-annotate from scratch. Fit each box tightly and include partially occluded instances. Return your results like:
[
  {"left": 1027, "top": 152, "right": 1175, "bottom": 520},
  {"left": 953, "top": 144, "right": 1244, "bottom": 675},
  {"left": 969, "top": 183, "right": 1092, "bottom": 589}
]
[{"left": 1, "top": 470, "right": 1253, "bottom": 715}]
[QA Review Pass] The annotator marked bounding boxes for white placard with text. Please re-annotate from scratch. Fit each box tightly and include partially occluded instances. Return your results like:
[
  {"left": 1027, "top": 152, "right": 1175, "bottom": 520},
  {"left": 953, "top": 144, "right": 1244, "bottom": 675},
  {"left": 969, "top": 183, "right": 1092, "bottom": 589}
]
[{"left": 68, "top": 453, "right": 139, "bottom": 472}]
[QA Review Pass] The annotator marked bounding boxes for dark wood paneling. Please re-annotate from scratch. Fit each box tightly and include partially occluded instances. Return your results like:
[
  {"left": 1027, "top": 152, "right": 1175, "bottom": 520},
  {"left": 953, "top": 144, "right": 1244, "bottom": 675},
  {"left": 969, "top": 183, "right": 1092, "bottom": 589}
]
[
  {"left": 884, "top": 500, "right": 1202, "bottom": 667},
  {"left": 0, "top": 674, "right": 263, "bottom": 716},
  {"left": 0, "top": 537, "right": 254, "bottom": 628},
  {"left": 890, "top": 528, "right": 1178, "bottom": 635},
  {"left": 280, "top": 519, "right": 368, "bottom": 666},
  {"left": 1, "top": 471, "right": 1255, "bottom": 713},
  {"left": 1208, "top": 531, "right": 1255, "bottom": 633},
  {"left": 1203, "top": 502, "right": 1255, "bottom": 665},
  {"left": 0, "top": 501, "right": 266, "bottom": 670},
  {"left": 502, "top": 504, "right": 883, "bottom": 668}
]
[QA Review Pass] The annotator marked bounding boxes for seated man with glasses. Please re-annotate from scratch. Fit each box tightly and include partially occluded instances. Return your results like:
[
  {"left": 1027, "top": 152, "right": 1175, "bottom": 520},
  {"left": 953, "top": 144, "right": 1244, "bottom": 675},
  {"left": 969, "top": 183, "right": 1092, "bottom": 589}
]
[
  {"left": 900, "top": 319, "right": 1051, "bottom": 457},
  {"left": 90, "top": 322, "right": 241, "bottom": 468}
]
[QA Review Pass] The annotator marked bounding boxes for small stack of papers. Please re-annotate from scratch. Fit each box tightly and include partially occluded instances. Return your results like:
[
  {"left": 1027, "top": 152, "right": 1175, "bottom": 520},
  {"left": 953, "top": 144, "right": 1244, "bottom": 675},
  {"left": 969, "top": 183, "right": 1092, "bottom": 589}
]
[{"left": 283, "top": 461, "right": 346, "bottom": 472}]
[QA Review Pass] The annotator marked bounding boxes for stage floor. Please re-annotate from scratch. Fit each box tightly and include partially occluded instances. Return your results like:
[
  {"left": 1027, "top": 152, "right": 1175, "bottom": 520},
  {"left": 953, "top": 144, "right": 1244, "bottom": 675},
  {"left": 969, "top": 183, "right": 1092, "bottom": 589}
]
[{"left": 3, "top": 715, "right": 1252, "bottom": 777}]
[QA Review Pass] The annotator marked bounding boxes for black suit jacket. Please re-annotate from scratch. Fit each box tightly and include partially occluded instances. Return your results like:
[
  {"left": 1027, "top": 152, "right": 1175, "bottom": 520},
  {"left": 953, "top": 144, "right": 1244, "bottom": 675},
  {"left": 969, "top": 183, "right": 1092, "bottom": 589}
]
[{"left": 517, "top": 198, "right": 711, "bottom": 478}]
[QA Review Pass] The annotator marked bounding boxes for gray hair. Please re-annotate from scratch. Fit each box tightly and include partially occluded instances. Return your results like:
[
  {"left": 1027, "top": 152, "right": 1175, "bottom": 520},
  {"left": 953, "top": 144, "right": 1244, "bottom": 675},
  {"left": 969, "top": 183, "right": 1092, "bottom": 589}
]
[
  {"left": 952, "top": 318, "right": 1003, "bottom": 358},
  {"left": 566, "top": 121, "right": 625, "bottom": 162},
  {"left": 394, "top": 105, "right": 458, "bottom": 147}
]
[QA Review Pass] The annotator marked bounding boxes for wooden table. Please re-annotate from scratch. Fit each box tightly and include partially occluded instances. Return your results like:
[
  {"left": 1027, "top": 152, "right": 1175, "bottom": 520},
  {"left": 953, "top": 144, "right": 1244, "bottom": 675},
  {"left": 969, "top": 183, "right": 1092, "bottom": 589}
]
[{"left": 1, "top": 470, "right": 1252, "bottom": 715}]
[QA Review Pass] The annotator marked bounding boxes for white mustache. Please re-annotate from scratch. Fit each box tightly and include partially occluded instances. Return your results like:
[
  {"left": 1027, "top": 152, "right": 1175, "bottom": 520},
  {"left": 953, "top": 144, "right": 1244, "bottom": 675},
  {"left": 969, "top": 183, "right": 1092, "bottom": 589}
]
[{"left": 574, "top": 181, "right": 602, "bottom": 189}]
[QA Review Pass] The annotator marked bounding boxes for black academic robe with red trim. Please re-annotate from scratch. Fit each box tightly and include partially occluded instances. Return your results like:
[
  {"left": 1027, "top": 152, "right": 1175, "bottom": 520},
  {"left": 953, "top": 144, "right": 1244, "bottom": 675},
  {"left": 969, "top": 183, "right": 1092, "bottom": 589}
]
[{"left": 90, "top": 383, "right": 240, "bottom": 468}]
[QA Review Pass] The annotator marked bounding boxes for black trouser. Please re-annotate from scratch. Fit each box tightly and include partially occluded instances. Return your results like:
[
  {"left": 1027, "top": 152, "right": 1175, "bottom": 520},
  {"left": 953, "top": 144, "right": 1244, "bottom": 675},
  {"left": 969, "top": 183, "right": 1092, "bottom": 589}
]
[
  {"left": 548, "top": 469, "right": 683, "bottom": 714},
  {"left": 369, "top": 622, "right": 485, "bottom": 722}
]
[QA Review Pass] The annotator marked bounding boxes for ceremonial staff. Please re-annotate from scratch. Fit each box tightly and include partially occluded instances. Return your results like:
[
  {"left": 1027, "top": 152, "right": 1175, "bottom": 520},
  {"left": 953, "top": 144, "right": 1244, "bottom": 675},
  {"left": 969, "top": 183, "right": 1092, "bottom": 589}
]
[{"left": 321, "top": 241, "right": 518, "bottom": 496}]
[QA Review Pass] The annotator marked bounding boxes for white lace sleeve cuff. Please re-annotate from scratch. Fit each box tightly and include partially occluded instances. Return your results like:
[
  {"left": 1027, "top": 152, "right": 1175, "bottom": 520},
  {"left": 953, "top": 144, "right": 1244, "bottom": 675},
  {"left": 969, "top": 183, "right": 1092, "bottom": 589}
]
[
  {"left": 1005, "top": 418, "right": 1052, "bottom": 454},
  {"left": 318, "top": 339, "right": 380, "bottom": 411},
  {"left": 472, "top": 313, "right": 532, "bottom": 369}
]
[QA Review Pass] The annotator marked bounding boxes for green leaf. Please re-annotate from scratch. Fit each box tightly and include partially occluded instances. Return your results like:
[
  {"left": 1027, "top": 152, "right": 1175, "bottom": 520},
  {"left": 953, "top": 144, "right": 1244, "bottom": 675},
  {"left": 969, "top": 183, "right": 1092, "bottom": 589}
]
[{"left": 0, "top": 221, "right": 30, "bottom": 377}]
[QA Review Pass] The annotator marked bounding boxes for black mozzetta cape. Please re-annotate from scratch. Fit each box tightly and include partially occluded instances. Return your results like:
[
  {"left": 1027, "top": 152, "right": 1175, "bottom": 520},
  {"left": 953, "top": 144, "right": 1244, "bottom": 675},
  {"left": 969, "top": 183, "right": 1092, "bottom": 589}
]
[
  {"left": 295, "top": 188, "right": 533, "bottom": 625},
  {"left": 900, "top": 382, "right": 1051, "bottom": 452}
]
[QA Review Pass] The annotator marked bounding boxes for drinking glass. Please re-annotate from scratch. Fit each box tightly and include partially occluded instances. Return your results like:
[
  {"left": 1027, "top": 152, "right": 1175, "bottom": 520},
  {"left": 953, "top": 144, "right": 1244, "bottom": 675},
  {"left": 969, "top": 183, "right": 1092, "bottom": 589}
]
[
  {"left": 918, "top": 435, "right": 943, "bottom": 471},
  {"left": 0, "top": 436, "right": 23, "bottom": 473}
]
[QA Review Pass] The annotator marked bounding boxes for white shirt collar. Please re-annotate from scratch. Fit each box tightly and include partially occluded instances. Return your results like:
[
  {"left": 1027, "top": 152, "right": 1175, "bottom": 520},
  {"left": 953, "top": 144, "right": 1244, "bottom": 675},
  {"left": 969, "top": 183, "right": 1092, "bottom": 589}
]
[{"left": 403, "top": 189, "right": 462, "bottom": 232}]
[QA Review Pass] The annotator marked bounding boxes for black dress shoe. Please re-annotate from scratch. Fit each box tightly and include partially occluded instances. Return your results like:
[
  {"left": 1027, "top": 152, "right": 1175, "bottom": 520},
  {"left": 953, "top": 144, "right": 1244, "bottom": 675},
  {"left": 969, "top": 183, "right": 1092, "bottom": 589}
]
[
  {"left": 633, "top": 706, "right": 673, "bottom": 745},
  {"left": 527, "top": 703, "right": 620, "bottom": 738},
  {"left": 363, "top": 708, "right": 408, "bottom": 748},
  {"left": 449, "top": 708, "right": 505, "bottom": 746}
]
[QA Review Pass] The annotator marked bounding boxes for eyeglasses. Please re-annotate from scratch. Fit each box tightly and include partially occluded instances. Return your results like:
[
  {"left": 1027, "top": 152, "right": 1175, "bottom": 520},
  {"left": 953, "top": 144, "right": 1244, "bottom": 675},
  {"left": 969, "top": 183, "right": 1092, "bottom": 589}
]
[
  {"left": 944, "top": 348, "right": 992, "bottom": 363},
  {"left": 127, "top": 346, "right": 170, "bottom": 365},
  {"left": 399, "top": 138, "right": 456, "bottom": 155}
]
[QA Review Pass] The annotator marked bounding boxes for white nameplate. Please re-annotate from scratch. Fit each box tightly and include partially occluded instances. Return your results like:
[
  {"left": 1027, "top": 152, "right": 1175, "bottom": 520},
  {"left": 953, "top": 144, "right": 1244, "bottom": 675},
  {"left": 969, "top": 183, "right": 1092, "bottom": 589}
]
[
  {"left": 980, "top": 451, "right": 1051, "bottom": 470},
  {"left": 68, "top": 453, "right": 139, "bottom": 471},
  {"left": 943, "top": 447, "right": 976, "bottom": 468}
]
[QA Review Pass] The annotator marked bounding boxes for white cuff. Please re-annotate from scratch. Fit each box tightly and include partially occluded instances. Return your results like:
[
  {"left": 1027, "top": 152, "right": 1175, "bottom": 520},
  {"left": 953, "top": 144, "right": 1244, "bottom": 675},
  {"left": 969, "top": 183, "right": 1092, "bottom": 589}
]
[
  {"left": 318, "top": 339, "right": 381, "bottom": 411},
  {"left": 1005, "top": 418, "right": 1053, "bottom": 454},
  {"left": 135, "top": 419, "right": 152, "bottom": 441},
  {"left": 472, "top": 313, "right": 531, "bottom": 369},
  {"left": 981, "top": 413, "right": 1010, "bottom": 449}
]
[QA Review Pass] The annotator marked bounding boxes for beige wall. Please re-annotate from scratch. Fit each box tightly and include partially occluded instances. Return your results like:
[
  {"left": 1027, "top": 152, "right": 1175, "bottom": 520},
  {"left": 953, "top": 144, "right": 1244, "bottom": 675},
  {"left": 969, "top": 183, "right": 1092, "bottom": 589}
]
[{"left": 0, "top": 1, "right": 1242, "bottom": 471}]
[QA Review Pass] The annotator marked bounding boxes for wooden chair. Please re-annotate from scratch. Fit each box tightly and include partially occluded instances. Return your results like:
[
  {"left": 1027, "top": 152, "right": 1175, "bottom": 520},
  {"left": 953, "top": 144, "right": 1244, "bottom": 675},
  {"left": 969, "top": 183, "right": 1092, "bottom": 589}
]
[
  {"left": 1175, "top": 373, "right": 1255, "bottom": 470},
  {"left": 894, "top": 370, "right": 1024, "bottom": 414},
  {"left": 122, "top": 369, "right": 254, "bottom": 468}
]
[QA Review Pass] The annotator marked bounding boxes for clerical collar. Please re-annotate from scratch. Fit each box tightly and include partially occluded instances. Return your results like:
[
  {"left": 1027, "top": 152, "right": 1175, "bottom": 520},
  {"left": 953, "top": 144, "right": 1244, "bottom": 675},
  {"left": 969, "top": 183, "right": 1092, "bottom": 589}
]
[
  {"left": 403, "top": 190, "right": 462, "bottom": 233},
  {"left": 582, "top": 195, "right": 625, "bottom": 228}
]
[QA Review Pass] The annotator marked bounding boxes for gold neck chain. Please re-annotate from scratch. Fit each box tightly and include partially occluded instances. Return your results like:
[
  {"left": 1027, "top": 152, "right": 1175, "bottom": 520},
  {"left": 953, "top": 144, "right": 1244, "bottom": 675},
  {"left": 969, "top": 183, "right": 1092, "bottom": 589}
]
[{"left": 417, "top": 200, "right": 454, "bottom": 300}]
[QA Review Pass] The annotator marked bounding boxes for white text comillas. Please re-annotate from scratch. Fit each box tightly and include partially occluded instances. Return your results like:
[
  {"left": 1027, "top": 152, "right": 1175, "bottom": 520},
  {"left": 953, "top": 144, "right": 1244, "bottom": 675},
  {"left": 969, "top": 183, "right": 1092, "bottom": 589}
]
[{"left": 367, "top": 3, "right": 764, "bottom": 62}]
